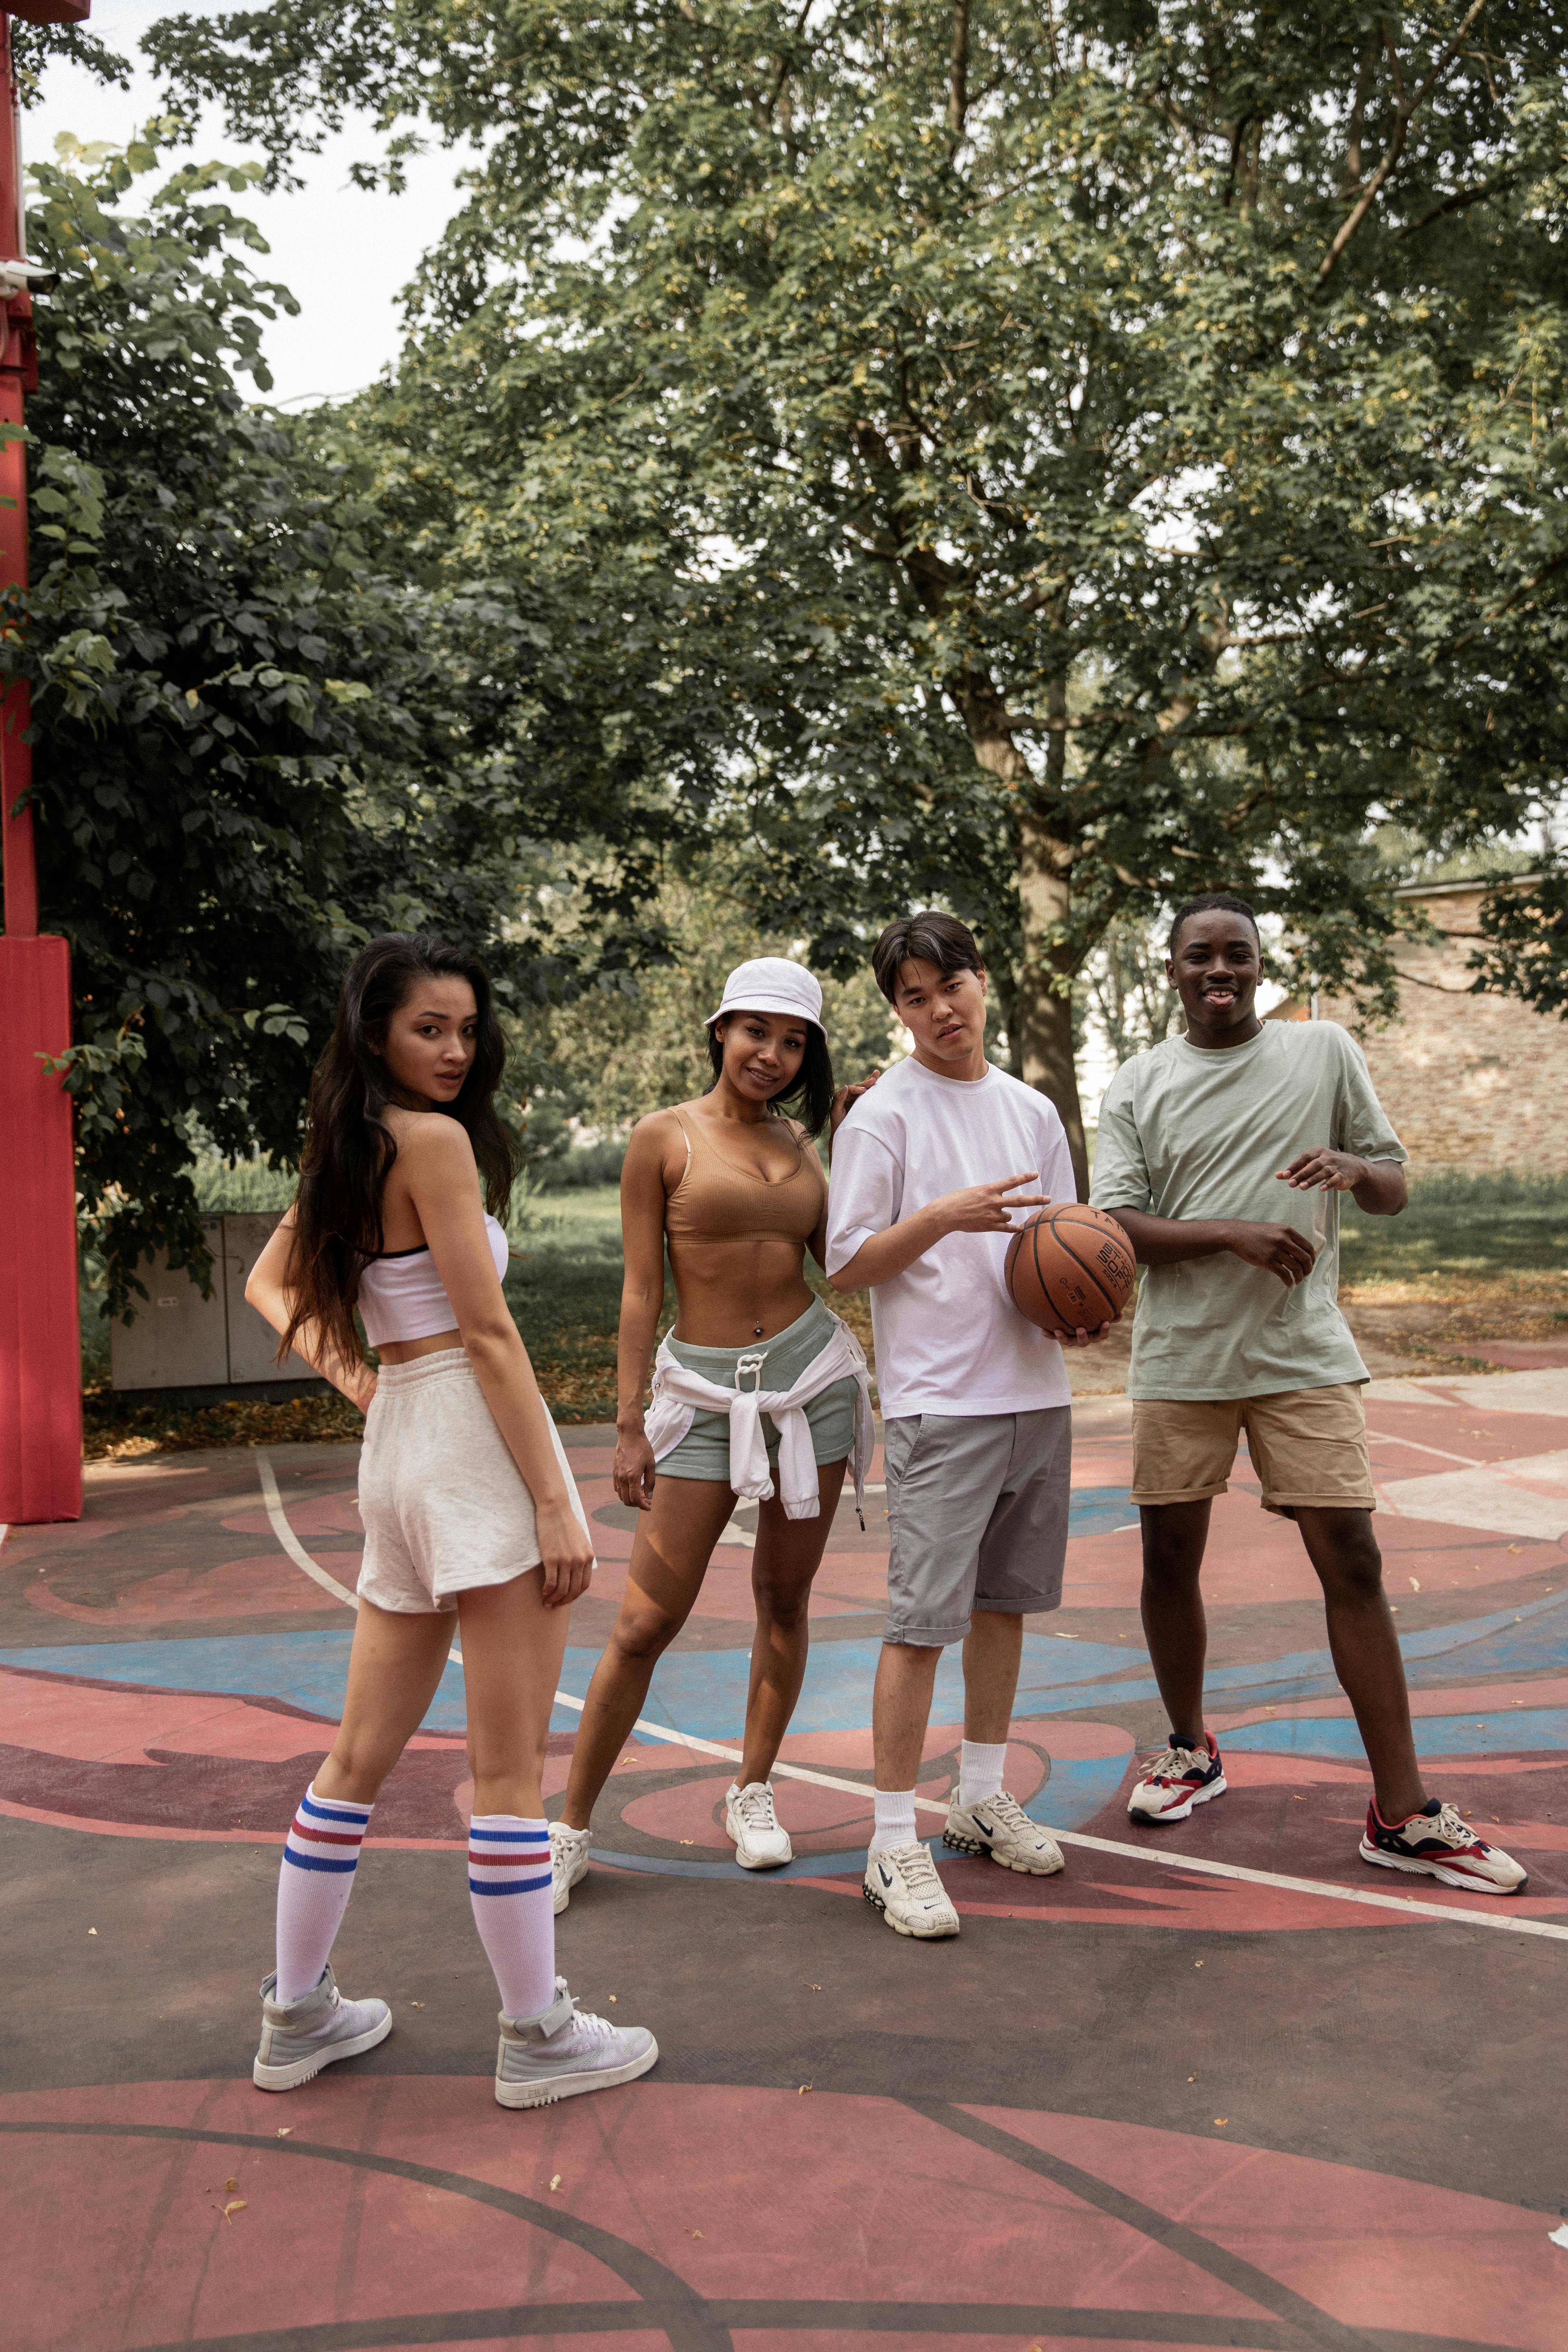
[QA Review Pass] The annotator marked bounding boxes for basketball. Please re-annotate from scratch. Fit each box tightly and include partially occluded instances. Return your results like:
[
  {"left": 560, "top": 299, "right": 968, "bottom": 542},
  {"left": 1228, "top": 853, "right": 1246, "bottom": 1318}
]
[{"left": 1005, "top": 1203, "right": 1135, "bottom": 1332}]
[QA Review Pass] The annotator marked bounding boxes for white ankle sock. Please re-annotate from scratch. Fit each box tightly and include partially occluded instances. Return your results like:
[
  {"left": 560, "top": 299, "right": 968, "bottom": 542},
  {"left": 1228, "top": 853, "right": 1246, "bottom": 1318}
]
[
  {"left": 275, "top": 1783, "right": 372, "bottom": 2004},
  {"left": 869, "top": 1788, "right": 917, "bottom": 1857},
  {"left": 959, "top": 1740, "right": 1008, "bottom": 1809},
  {"left": 468, "top": 1815, "right": 555, "bottom": 2019}
]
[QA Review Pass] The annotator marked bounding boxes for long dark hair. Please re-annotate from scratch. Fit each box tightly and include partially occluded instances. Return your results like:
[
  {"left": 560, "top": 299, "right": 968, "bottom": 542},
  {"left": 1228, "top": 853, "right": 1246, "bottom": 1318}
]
[
  {"left": 281, "top": 933, "right": 516, "bottom": 1372},
  {"left": 706, "top": 1017, "right": 836, "bottom": 1139}
]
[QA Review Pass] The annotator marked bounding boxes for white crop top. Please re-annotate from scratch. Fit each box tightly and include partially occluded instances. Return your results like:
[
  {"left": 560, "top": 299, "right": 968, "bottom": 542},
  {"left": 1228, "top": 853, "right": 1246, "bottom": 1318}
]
[{"left": 357, "top": 1214, "right": 509, "bottom": 1346}]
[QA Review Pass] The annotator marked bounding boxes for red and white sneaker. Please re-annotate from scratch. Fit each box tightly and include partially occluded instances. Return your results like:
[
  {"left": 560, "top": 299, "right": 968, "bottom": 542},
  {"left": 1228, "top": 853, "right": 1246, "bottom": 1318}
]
[
  {"left": 1128, "top": 1732, "right": 1227, "bottom": 1824},
  {"left": 1360, "top": 1800, "right": 1527, "bottom": 1895}
]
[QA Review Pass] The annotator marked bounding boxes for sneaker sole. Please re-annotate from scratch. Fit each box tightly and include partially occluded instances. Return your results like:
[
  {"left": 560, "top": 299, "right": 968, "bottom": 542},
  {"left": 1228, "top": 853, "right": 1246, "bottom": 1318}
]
[
  {"left": 1128, "top": 1773, "right": 1227, "bottom": 1826},
  {"left": 495, "top": 2038, "right": 660, "bottom": 2109},
  {"left": 1359, "top": 1839, "right": 1527, "bottom": 1895},
  {"left": 941, "top": 1827, "right": 1065, "bottom": 1876},
  {"left": 253, "top": 2010, "right": 392, "bottom": 2092},
  {"left": 725, "top": 1824, "right": 795, "bottom": 1870},
  {"left": 552, "top": 1854, "right": 590, "bottom": 1916},
  {"left": 862, "top": 1883, "right": 960, "bottom": 1939}
]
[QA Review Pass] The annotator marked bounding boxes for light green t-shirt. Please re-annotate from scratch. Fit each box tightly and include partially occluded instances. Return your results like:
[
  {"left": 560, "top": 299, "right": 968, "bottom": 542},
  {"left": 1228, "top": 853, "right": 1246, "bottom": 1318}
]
[{"left": 1089, "top": 1020, "right": 1406, "bottom": 1401}]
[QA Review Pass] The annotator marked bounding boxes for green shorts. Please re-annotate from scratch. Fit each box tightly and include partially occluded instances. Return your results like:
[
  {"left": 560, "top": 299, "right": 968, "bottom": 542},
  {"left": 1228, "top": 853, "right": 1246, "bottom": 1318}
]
[{"left": 657, "top": 1297, "right": 859, "bottom": 1485}]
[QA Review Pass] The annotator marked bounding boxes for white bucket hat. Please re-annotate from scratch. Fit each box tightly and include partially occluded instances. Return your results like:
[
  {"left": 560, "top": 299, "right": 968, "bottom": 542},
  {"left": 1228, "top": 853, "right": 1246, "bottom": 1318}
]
[{"left": 705, "top": 956, "right": 825, "bottom": 1037}]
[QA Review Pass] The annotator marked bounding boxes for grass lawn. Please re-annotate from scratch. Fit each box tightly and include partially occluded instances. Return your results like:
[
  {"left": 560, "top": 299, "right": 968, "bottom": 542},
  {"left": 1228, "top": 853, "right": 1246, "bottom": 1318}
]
[
  {"left": 1337, "top": 1172, "right": 1568, "bottom": 1370},
  {"left": 79, "top": 1170, "right": 1568, "bottom": 1456}
]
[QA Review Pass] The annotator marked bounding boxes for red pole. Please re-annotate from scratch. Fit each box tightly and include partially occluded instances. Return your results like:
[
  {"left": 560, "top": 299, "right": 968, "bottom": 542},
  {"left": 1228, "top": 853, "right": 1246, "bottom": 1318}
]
[{"left": 0, "top": 1, "right": 90, "bottom": 1525}]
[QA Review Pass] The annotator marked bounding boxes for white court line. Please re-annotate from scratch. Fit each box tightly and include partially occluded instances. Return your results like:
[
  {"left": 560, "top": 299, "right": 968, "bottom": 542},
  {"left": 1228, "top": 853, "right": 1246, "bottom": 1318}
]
[
  {"left": 255, "top": 1453, "right": 360, "bottom": 1608},
  {"left": 254, "top": 1456, "right": 1568, "bottom": 1945},
  {"left": 1368, "top": 1432, "right": 1486, "bottom": 1470}
]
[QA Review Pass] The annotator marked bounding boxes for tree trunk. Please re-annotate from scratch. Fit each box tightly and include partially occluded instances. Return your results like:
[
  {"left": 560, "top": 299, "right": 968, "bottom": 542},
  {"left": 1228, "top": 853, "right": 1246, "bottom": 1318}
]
[
  {"left": 1015, "top": 801, "right": 1088, "bottom": 1196},
  {"left": 949, "top": 663, "right": 1089, "bottom": 1194}
]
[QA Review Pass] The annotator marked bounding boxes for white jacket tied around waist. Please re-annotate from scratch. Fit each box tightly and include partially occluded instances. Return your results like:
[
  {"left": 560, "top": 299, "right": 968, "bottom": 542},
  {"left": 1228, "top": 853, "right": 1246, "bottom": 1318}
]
[{"left": 642, "top": 1314, "right": 874, "bottom": 1523}]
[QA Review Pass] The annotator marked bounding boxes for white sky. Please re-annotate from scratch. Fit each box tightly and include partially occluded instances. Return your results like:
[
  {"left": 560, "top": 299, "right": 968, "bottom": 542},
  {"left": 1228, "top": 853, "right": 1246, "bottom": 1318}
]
[{"left": 25, "top": 0, "right": 464, "bottom": 406}]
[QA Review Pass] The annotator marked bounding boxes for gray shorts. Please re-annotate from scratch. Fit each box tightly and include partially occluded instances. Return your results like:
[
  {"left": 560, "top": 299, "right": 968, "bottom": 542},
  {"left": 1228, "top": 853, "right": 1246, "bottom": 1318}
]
[
  {"left": 657, "top": 1297, "right": 858, "bottom": 1483},
  {"left": 883, "top": 1407, "right": 1071, "bottom": 1648}
]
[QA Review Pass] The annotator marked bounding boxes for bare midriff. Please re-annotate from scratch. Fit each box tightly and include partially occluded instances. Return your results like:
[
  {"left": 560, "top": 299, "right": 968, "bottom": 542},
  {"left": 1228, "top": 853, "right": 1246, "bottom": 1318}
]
[{"left": 664, "top": 1113, "right": 827, "bottom": 1347}]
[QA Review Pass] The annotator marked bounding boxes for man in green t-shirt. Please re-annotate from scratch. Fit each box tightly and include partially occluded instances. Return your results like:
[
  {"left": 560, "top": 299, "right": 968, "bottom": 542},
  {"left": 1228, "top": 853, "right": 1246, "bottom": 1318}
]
[{"left": 1090, "top": 892, "right": 1526, "bottom": 1896}]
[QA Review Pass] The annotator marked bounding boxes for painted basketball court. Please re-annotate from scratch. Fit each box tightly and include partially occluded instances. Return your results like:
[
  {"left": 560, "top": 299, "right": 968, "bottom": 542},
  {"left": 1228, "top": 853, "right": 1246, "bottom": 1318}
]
[{"left": 4, "top": 1368, "right": 1567, "bottom": 2351}]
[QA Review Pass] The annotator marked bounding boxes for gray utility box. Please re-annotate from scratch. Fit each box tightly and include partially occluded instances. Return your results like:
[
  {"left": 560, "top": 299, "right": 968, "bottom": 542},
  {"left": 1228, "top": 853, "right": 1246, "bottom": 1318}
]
[{"left": 110, "top": 1213, "right": 324, "bottom": 1399}]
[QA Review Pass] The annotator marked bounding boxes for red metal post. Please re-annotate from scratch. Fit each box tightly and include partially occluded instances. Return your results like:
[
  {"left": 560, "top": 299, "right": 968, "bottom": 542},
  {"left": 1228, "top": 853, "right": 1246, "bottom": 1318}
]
[{"left": 0, "top": 2, "right": 89, "bottom": 1524}]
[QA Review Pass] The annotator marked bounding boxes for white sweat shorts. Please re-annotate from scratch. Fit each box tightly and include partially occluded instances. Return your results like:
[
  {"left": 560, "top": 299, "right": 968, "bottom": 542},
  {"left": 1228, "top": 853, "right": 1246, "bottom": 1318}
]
[{"left": 356, "top": 1348, "right": 592, "bottom": 1614}]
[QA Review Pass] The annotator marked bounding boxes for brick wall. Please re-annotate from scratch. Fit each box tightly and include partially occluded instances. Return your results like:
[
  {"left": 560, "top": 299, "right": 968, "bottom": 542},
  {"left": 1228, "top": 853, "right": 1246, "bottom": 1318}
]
[{"left": 1283, "top": 886, "right": 1568, "bottom": 1176}]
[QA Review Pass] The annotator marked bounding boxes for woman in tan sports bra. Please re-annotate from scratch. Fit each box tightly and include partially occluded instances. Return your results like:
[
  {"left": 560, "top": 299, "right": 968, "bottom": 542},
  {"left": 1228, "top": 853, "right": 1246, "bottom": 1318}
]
[{"left": 550, "top": 958, "right": 873, "bottom": 1898}]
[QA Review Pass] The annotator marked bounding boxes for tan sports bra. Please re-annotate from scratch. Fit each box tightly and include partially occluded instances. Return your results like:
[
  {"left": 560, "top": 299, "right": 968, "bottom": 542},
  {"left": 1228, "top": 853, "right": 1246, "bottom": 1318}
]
[{"left": 664, "top": 1111, "right": 826, "bottom": 1244}]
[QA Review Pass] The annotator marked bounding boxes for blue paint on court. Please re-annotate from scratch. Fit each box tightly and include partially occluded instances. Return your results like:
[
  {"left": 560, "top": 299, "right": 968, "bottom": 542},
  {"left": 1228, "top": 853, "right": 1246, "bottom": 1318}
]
[
  {"left": 1229, "top": 1710, "right": 1568, "bottom": 1761},
  {"left": 1066, "top": 1488, "right": 1138, "bottom": 1538},
  {"left": 0, "top": 1635, "right": 472, "bottom": 1735},
  {"left": 8, "top": 1583, "right": 1565, "bottom": 1762},
  {"left": 1025, "top": 1752, "right": 1133, "bottom": 1827}
]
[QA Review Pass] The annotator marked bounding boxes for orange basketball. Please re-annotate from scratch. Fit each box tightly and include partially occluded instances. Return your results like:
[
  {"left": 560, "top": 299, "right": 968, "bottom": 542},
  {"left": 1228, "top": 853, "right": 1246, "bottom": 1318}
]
[{"left": 1005, "top": 1203, "right": 1135, "bottom": 1333}]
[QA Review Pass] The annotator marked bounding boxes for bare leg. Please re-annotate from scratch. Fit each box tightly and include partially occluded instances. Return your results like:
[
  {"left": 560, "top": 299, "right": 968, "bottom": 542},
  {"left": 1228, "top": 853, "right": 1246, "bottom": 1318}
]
[
  {"left": 1295, "top": 1506, "right": 1426, "bottom": 1822},
  {"left": 873, "top": 1640, "right": 943, "bottom": 1791},
  {"left": 961, "top": 1608, "right": 1024, "bottom": 1743},
  {"left": 457, "top": 1570, "right": 573, "bottom": 1818},
  {"left": 313, "top": 1601, "right": 458, "bottom": 1805},
  {"left": 558, "top": 1477, "right": 735, "bottom": 1832},
  {"left": 738, "top": 1457, "right": 847, "bottom": 1787},
  {"left": 1138, "top": 1501, "right": 1212, "bottom": 1746}
]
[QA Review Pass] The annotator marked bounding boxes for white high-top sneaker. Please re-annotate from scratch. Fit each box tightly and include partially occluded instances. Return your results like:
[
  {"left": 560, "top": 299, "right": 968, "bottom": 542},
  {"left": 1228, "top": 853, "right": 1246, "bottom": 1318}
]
[
  {"left": 549, "top": 1820, "right": 592, "bottom": 1915},
  {"left": 253, "top": 1964, "right": 392, "bottom": 2091},
  {"left": 725, "top": 1780, "right": 793, "bottom": 1868},
  {"left": 495, "top": 1977, "right": 658, "bottom": 2109}
]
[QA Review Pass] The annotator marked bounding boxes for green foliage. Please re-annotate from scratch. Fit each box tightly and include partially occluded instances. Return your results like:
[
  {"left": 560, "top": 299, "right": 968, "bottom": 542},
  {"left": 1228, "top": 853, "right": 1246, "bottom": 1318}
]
[
  {"left": 146, "top": 0, "right": 1568, "bottom": 1106},
  {"left": 1469, "top": 864, "right": 1568, "bottom": 1018},
  {"left": 13, "top": 130, "right": 693, "bottom": 1313},
  {"left": 515, "top": 868, "right": 896, "bottom": 1177},
  {"left": 1080, "top": 916, "right": 1181, "bottom": 1072}
]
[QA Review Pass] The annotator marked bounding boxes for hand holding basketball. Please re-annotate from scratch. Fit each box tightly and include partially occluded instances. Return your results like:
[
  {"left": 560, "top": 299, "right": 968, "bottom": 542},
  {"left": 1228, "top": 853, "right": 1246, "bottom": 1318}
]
[{"left": 1005, "top": 1204, "right": 1136, "bottom": 1340}]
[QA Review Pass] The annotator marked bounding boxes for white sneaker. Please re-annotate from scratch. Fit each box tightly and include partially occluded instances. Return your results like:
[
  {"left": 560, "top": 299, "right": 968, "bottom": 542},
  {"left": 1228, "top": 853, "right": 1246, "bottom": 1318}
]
[
  {"left": 253, "top": 1964, "right": 392, "bottom": 2092},
  {"left": 549, "top": 1820, "right": 591, "bottom": 1916},
  {"left": 863, "top": 1840, "right": 960, "bottom": 1938},
  {"left": 725, "top": 1780, "right": 793, "bottom": 1868},
  {"left": 1127, "top": 1732, "right": 1227, "bottom": 1823},
  {"left": 495, "top": 1976, "right": 659, "bottom": 2109},
  {"left": 943, "top": 1789, "right": 1065, "bottom": 1876}
]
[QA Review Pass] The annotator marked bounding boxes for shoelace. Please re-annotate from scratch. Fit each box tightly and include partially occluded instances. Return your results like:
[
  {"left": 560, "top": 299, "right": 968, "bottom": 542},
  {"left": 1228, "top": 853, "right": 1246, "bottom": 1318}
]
[
  {"left": 734, "top": 1785, "right": 777, "bottom": 1830},
  {"left": 896, "top": 1844, "right": 946, "bottom": 1902},
  {"left": 985, "top": 1792, "right": 1033, "bottom": 1834},
  {"left": 1428, "top": 1802, "right": 1478, "bottom": 1847},
  {"left": 1140, "top": 1745, "right": 1194, "bottom": 1783},
  {"left": 565, "top": 2006, "right": 619, "bottom": 2046}
]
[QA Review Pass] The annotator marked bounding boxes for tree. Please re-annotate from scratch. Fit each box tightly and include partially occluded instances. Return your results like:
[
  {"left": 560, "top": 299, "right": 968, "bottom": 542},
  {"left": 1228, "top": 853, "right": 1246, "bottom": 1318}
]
[
  {"left": 12, "top": 130, "right": 692, "bottom": 1310},
  {"left": 149, "top": 4, "right": 1568, "bottom": 1183},
  {"left": 1470, "top": 865, "right": 1568, "bottom": 1017}
]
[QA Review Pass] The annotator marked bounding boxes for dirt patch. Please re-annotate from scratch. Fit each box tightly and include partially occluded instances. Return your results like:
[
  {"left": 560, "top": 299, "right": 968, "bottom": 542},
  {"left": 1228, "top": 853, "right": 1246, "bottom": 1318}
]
[{"left": 82, "top": 1384, "right": 367, "bottom": 1462}]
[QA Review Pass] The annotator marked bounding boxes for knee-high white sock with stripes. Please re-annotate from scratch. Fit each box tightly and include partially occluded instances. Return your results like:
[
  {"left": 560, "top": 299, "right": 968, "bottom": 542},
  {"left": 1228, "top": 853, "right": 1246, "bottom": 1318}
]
[
  {"left": 275, "top": 1783, "right": 373, "bottom": 2003},
  {"left": 467, "top": 1815, "right": 556, "bottom": 2021}
]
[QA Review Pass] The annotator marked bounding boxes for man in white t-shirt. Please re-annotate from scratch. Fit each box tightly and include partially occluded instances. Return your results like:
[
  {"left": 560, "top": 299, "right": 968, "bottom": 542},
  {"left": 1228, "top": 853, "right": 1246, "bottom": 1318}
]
[{"left": 826, "top": 911, "right": 1112, "bottom": 1940}]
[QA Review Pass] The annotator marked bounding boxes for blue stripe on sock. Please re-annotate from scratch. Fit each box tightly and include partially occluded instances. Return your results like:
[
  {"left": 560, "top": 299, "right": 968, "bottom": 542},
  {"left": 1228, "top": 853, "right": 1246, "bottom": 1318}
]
[
  {"left": 283, "top": 1848, "right": 361, "bottom": 1874},
  {"left": 468, "top": 1870, "right": 552, "bottom": 1896},
  {"left": 468, "top": 1825, "right": 548, "bottom": 1844},
  {"left": 299, "top": 1793, "right": 371, "bottom": 1825}
]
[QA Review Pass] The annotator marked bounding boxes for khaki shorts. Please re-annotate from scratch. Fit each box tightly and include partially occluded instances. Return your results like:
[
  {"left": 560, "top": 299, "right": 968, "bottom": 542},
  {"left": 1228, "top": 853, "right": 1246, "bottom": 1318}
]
[{"left": 1130, "top": 1383, "right": 1374, "bottom": 1518}]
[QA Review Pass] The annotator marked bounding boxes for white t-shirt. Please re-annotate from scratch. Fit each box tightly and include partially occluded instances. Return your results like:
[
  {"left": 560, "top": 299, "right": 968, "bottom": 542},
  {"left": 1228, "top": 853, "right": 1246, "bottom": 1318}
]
[{"left": 824, "top": 1055, "right": 1075, "bottom": 1420}]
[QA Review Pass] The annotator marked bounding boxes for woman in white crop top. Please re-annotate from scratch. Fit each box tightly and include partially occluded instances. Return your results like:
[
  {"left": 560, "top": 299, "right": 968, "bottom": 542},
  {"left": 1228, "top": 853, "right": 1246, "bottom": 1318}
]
[{"left": 242, "top": 931, "right": 656, "bottom": 2111}]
